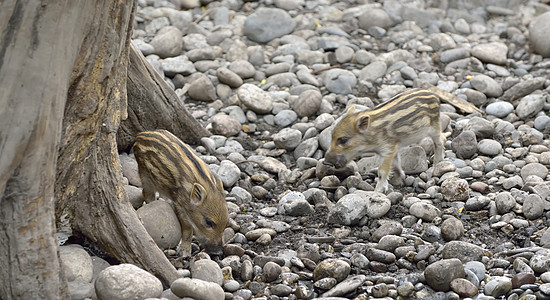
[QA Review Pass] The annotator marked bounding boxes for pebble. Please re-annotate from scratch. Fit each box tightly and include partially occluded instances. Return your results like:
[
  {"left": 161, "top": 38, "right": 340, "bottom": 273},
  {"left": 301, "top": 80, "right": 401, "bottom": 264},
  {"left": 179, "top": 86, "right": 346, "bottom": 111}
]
[
  {"left": 293, "top": 90, "right": 322, "bottom": 117},
  {"left": 358, "top": 8, "right": 391, "bottom": 30},
  {"left": 399, "top": 146, "right": 428, "bottom": 174},
  {"left": 451, "top": 130, "right": 477, "bottom": 159},
  {"left": 441, "top": 217, "right": 464, "bottom": 241},
  {"left": 478, "top": 139, "right": 502, "bottom": 156},
  {"left": 211, "top": 114, "right": 241, "bottom": 136},
  {"left": 516, "top": 94, "right": 546, "bottom": 119},
  {"left": 471, "top": 42, "right": 508, "bottom": 65},
  {"left": 359, "top": 60, "right": 387, "bottom": 81},
  {"left": 149, "top": 26, "right": 182, "bottom": 58},
  {"left": 465, "top": 117, "right": 495, "bottom": 139},
  {"left": 523, "top": 194, "right": 545, "bottom": 219},
  {"left": 171, "top": 277, "right": 225, "bottom": 300},
  {"left": 68, "top": 281, "right": 94, "bottom": 300},
  {"left": 313, "top": 259, "right": 351, "bottom": 283},
  {"left": 216, "top": 67, "right": 243, "bottom": 88},
  {"left": 485, "top": 101, "right": 514, "bottom": 118},
  {"left": 278, "top": 191, "right": 314, "bottom": 216},
  {"left": 327, "top": 193, "right": 369, "bottom": 225},
  {"left": 424, "top": 258, "right": 465, "bottom": 292},
  {"left": 263, "top": 261, "right": 282, "bottom": 282},
  {"left": 440, "top": 177, "right": 470, "bottom": 202},
  {"left": 512, "top": 273, "right": 536, "bottom": 288},
  {"left": 323, "top": 69, "right": 357, "bottom": 95},
  {"left": 216, "top": 160, "right": 241, "bottom": 188},
  {"left": 188, "top": 73, "right": 216, "bottom": 102},
  {"left": 274, "top": 110, "right": 298, "bottom": 128},
  {"left": 272, "top": 128, "right": 302, "bottom": 150},
  {"left": 161, "top": 55, "right": 196, "bottom": 76},
  {"left": 470, "top": 74, "right": 503, "bottom": 97},
  {"left": 238, "top": 84, "right": 273, "bottom": 114},
  {"left": 409, "top": 202, "right": 441, "bottom": 222},
  {"left": 450, "top": 278, "right": 478, "bottom": 297},
  {"left": 464, "top": 261, "right": 486, "bottom": 282},
  {"left": 442, "top": 241, "right": 485, "bottom": 263},
  {"left": 520, "top": 162, "right": 548, "bottom": 181},
  {"left": 530, "top": 254, "right": 550, "bottom": 274},
  {"left": 529, "top": 11, "right": 550, "bottom": 57},
  {"left": 243, "top": 8, "right": 295, "bottom": 43},
  {"left": 484, "top": 277, "right": 512, "bottom": 297},
  {"left": 191, "top": 259, "right": 223, "bottom": 286}
]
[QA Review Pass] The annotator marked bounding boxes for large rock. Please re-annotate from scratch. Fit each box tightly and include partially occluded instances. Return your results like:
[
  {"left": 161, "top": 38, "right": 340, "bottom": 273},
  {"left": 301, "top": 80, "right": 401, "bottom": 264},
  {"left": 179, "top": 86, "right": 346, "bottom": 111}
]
[
  {"left": 529, "top": 11, "right": 550, "bottom": 57},
  {"left": 137, "top": 200, "right": 181, "bottom": 249},
  {"left": 95, "top": 264, "right": 163, "bottom": 300},
  {"left": 244, "top": 8, "right": 296, "bottom": 43},
  {"left": 59, "top": 245, "right": 94, "bottom": 283}
]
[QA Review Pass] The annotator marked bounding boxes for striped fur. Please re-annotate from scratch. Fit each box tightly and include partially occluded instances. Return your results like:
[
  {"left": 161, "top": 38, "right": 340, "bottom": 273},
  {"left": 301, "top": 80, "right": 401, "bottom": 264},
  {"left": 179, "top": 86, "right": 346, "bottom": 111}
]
[
  {"left": 325, "top": 88, "right": 445, "bottom": 193},
  {"left": 134, "top": 129, "right": 228, "bottom": 256}
]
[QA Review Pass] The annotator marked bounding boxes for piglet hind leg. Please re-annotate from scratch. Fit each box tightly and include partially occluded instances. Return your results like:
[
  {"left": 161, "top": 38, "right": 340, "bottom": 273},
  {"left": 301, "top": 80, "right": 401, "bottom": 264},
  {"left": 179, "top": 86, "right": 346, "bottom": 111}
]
[
  {"left": 375, "top": 146, "right": 399, "bottom": 193},
  {"left": 139, "top": 172, "right": 157, "bottom": 203},
  {"left": 389, "top": 152, "right": 406, "bottom": 188},
  {"left": 178, "top": 220, "right": 194, "bottom": 257},
  {"left": 173, "top": 207, "right": 194, "bottom": 257},
  {"left": 430, "top": 130, "right": 445, "bottom": 164}
]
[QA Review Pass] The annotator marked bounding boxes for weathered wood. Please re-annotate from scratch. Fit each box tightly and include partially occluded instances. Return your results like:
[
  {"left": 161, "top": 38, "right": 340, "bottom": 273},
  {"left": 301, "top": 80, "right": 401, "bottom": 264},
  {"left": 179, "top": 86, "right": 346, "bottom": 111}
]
[
  {"left": 0, "top": 0, "right": 92, "bottom": 298},
  {"left": 54, "top": 0, "right": 180, "bottom": 287},
  {"left": 117, "top": 43, "right": 211, "bottom": 152}
]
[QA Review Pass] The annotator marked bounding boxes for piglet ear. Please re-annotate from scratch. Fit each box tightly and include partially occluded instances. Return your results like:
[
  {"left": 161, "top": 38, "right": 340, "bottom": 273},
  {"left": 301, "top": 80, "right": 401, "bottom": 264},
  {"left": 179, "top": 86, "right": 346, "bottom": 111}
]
[
  {"left": 190, "top": 183, "right": 206, "bottom": 206},
  {"left": 345, "top": 106, "right": 356, "bottom": 115},
  {"left": 356, "top": 114, "right": 370, "bottom": 134}
]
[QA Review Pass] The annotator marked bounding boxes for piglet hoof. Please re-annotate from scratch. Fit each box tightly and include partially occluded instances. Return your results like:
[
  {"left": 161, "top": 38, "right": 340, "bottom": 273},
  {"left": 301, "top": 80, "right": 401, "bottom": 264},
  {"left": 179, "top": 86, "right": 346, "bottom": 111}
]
[{"left": 177, "top": 242, "right": 192, "bottom": 258}]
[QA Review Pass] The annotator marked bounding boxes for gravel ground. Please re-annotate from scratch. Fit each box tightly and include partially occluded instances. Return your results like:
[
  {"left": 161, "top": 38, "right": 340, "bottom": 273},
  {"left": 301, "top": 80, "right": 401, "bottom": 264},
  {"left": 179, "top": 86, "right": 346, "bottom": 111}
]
[{"left": 59, "top": 0, "right": 550, "bottom": 299}]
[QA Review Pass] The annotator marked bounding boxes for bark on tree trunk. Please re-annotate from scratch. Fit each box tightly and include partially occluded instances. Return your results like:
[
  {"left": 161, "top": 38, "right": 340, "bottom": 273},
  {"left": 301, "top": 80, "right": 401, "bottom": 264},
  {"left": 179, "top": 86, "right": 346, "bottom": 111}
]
[
  {"left": 54, "top": 0, "right": 180, "bottom": 286},
  {"left": 0, "top": 1, "right": 91, "bottom": 298},
  {"left": 117, "top": 43, "right": 211, "bottom": 152}
]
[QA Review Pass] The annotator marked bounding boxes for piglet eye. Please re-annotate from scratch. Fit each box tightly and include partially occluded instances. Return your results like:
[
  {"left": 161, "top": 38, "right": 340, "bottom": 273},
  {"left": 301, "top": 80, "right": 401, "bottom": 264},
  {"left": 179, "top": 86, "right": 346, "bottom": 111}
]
[
  {"left": 204, "top": 217, "right": 215, "bottom": 228},
  {"left": 337, "top": 137, "right": 349, "bottom": 145}
]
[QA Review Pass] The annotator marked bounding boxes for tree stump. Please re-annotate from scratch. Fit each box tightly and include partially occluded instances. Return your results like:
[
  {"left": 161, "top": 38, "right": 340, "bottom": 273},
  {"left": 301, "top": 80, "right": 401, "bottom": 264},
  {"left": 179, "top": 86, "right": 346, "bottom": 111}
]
[
  {"left": 54, "top": 0, "right": 180, "bottom": 287},
  {"left": 0, "top": 1, "right": 92, "bottom": 298},
  {"left": 117, "top": 43, "right": 211, "bottom": 152}
]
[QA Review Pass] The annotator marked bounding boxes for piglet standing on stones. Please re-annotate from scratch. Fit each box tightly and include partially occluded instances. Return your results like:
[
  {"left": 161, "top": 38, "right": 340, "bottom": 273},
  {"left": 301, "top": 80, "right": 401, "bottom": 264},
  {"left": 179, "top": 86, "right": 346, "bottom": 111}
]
[
  {"left": 324, "top": 88, "right": 445, "bottom": 193},
  {"left": 133, "top": 129, "right": 228, "bottom": 256}
]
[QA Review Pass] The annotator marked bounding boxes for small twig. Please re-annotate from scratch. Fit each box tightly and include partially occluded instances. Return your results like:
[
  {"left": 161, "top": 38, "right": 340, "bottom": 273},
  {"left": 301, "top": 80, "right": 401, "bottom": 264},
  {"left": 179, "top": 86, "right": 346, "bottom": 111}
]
[
  {"left": 311, "top": 64, "right": 341, "bottom": 75},
  {"left": 194, "top": 8, "right": 212, "bottom": 24},
  {"left": 495, "top": 246, "right": 544, "bottom": 257}
]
